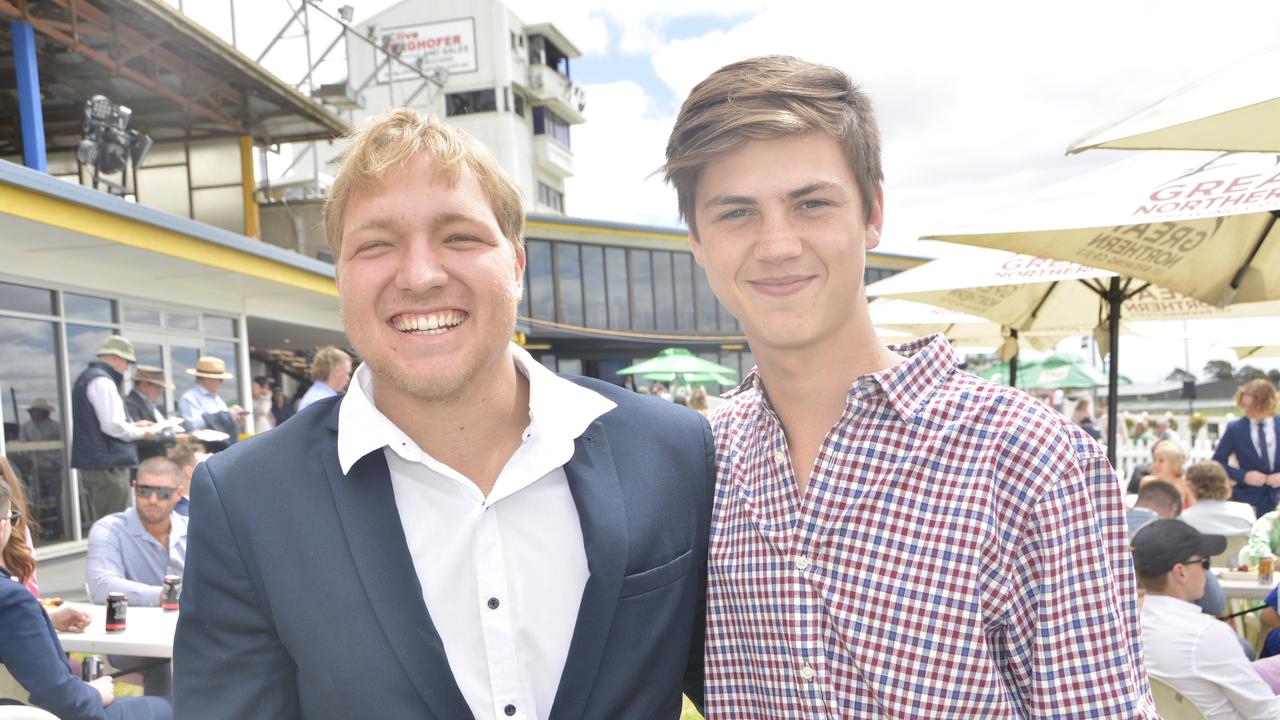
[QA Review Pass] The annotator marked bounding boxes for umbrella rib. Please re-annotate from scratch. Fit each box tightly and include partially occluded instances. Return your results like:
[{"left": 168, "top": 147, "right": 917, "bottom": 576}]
[
  {"left": 1227, "top": 209, "right": 1279, "bottom": 293},
  {"left": 1027, "top": 281, "right": 1059, "bottom": 323}
]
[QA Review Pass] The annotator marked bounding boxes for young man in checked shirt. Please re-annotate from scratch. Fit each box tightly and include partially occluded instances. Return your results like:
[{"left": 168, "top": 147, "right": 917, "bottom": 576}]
[{"left": 663, "top": 56, "right": 1158, "bottom": 718}]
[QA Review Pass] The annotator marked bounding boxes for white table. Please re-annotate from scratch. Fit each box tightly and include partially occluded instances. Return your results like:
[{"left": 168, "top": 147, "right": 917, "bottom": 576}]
[
  {"left": 55, "top": 602, "right": 178, "bottom": 659},
  {"left": 1216, "top": 571, "right": 1279, "bottom": 602}
]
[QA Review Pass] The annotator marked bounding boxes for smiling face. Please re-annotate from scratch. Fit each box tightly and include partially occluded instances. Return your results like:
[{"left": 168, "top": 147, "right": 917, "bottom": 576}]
[
  {"left": 336, "top": 153, "right": 525, "bottom": 404},
  {"left": 689, "top": 132, "right": 883, "bottom": 355}
]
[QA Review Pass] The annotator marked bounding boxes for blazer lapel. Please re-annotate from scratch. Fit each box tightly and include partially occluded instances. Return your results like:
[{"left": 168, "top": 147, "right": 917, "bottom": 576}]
[
  {"left": 320, "top": 411, "right": 473, "bottom": 720},
  {"left": 549, "top": 420, "right": 628, "bottom": 720}
]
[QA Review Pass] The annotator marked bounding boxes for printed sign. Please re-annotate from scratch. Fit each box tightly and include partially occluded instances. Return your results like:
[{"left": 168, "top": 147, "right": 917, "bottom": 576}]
[{"left": 377, "top": 17, "right": 477, "bottom": 83}]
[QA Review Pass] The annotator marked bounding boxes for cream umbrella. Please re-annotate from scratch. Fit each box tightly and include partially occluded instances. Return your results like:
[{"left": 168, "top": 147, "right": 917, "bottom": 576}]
[
  {"left": 865, "top": 249, "right": 1280, "bottom": 461},
  {"left": 1069, "top": 45, "right": 1280, "bottom": 154},
  {"left": 868, "top": 298, "right": 1066, "bottom": 355}
]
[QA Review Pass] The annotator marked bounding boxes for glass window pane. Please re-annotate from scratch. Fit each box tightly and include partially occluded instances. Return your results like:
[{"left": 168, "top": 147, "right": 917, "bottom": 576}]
[
  {"left": 124, "top": 306, "right": 161, "bottom": 326},
  {"left": 581, "top": 245, "right": 607, "bottom": 329},
  {"left": 695, "top": 267, "right": 717, "bottom": 333},
  {"left": 556, "top": 243, "right": 583, "bottom": 326},
  {"left": 204, "top": 340, "right": 240, "bottom": 406},
  {"left": 0, "top": 317, "right": 70, "bottom": 544},
  {"left": 557, "top": 357, "right": 582, "bottom": 376},
  {"left": 167, "top": 312, "right": 199, "bottom": 331},
  {"left": 520, "top": 258, "right": 531, "bottom": 320},
  {"left": 204, "top": 315, "right": 237, "bottom": 338},
  {"left": 630, "top": 250, "right": 654, "bottom": 331},
  {"left": 605, "top": 247, "right": 629, "bottom": 330},
  {"left": 537, "top": 354, "right": 556, "bottom": 371},
  {"left": 652, "top": 252, "right": 675, "bottom": 332},
  {"left": 170, "top": 345, "right": 200, "bottom": 409},
  {"left": 527, "top": 240, "right": 554, "bottom": 321},
  {"left": 66, "top": 325, "right": 115, "bottom": 378},
  {"left": 0, "top": 282, "right": 53, "bottom": 315},
  {"left": 673, "top": 253, "right": 696, "bottom": 332},
  {"left": 718, "top": 299, "right": 740, "bottom": 333},
  {"left": 132, "top": 342, "right": 164, "bottom": 372},
  {"left": 63, "top": 293, "right": 114, "bottom": 323}
]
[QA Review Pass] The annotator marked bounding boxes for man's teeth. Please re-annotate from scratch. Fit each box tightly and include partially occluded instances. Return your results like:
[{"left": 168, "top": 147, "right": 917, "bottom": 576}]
[{"left": 394, "top": 311, "right": 467, "bottom": 334}]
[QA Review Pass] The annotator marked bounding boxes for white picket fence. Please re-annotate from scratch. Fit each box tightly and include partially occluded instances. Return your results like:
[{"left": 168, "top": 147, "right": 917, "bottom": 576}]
[{"left": 1113, "top": 439, "right": 1217, "bottom": 483}]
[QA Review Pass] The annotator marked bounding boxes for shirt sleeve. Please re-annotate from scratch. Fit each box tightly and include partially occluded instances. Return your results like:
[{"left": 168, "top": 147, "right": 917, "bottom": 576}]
[
  {"left": 1194, "top": 621, "right": 1280, "bottom": 718},
  {"left": 1246, "top": 512, "right": 1279, "bottom": 563},
  {"left": 85, "top": 520, "right": 162, "bottom": 606},
  {"left": 999, "top": 449, "right": 1159, "bottom": 718},
  {"left": 0, "top": 585, "right": 106, "bottom": 720},
  {"left": 85, "top": 376, "right": 147, "bottom": 442},
  {"left": 179, "top": 391, "right": 208, "bottom": 429}
]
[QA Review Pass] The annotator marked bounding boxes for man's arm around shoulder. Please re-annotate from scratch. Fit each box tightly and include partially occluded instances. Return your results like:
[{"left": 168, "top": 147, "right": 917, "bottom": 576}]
[
  {"left": 681, "top": 412, "right": 715, "bottom": 714},
  {"left": 174, "top": 461, "right": 299, "bottom": 720}
]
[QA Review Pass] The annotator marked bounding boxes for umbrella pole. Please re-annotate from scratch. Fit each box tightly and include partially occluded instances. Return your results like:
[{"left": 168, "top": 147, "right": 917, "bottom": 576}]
[
  {"left": 1106, "top": 277, "right": 1122, "bottom": 468},
  {"left": 1009, "top": 329, "right": 1019, "bottom": 388}
]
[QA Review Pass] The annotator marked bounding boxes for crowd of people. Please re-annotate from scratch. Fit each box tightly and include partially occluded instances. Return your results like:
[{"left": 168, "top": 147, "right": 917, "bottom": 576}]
[{"left": 4, "top": 53, "right": 1280, "bottom": 719}]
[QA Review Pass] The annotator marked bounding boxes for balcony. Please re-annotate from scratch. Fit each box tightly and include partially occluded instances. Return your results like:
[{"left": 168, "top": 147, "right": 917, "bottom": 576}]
[
  {"left": 528, "top": 64, "right": 586, "bottom": 124},
  {"left": 534, "top": 135, "right": 574, "bottom": 179}
]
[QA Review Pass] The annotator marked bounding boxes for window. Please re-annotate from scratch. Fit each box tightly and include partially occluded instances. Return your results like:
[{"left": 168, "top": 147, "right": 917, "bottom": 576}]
[
  {"left": 513, "top": 92, "right": 525, "bottom": 118},
  {"left": 652, "top": 251, "right": 675, "bottom": 332},
  {"left": 124, "top": 306, "right": 161, "bottom": 326},
  {"left": 581, "top": 244, "right": 607, "bottom": 329},
  {"left": 629, "top": 250, "right": 654, "bottom": 331},
  {"left": 527, "top": 240, "right": 554, "bottom": 320},
  {"left": 445, "top": 89, "right": 498, "bottom": 116},
  {"left": 672, "top": 253, "right": 696, "bottom": 332},
  {"left": 167, "top": 312, "right": 199, "bottom": 331},
  {"left": 532, "top": 107, "right": 571, "bottom": 147},
  {"left": 556, "top": 243, "right": 583, "bottom": 326},
  {"left": 204, "top": 315, "right": 237, "bottom": 338},
  {"left": 0, "top": 282, "right": 53, "bottom": 315},
  {"left": 865, "top": 266, "right": 901, "bottom": 285},
  {"left": 537, "top": 182, "right": 564, "bottom": 214},
  {"left": 63, "top": 293, "right": 114, "bottom": 323},
  {"left": 604, "top": 247, "right": 629, "bottom": 329},
  {"left": 204, "top": 340, "right": 240, "bottom": 405},
  {"left": 695, "top": 267, "right": 717, "bottom": 332}
]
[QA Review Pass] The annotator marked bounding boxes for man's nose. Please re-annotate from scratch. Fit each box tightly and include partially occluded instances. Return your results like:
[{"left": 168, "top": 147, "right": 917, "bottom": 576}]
[
  {"left": 753, "top": 214, "right": 803, "bottom": 263},
  {"left": 396, "top": 239, "right": 449, "bottom": 292}
]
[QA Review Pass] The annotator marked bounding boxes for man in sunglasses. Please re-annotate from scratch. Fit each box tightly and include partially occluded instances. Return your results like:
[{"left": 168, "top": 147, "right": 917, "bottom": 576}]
[
  {"left": 1134, "top": 518, "right": 1280, "bottom": 716},
  {"left": 85, "top": 455, "right": 188, "bottom": 698}
]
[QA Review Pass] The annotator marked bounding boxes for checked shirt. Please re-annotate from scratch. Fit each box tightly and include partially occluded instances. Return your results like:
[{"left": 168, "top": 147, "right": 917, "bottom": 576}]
[{"left": 704, "top": 335, "right": 1157, "bottom": 719}]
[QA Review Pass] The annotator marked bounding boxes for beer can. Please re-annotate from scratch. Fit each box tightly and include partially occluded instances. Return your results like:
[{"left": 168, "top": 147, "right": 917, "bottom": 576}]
[
  {"left": 1261, "top": 555, "right": 1275, "bottom": 585},
  {"left": 81, "top": 655, "right": 104, "bottom": 681},
  {"left": 105, "top": 592, "right": 128, "bottom": 633},
  {"left": 161, "top": 574, "right": 182, "bottom": 611}
]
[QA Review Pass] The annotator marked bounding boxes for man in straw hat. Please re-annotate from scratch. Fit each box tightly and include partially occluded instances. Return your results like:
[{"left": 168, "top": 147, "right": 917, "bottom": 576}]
[
  {"left": 70, "top": 334, "right": 157, "bottom": 525},
  {"left": 126, "top": 365, "right": 185, "bottom": 463},
  {"left": 177, "top": 356, "right": 244, "bottom": 445},
  {"left": 175, "top": 109, "right": 713, "bottom": 720}
]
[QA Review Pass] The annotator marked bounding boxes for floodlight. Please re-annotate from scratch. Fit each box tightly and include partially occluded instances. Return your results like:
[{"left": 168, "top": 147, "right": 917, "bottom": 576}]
[{"left": 76, "top": 93, "right": 152, "bottom": 197}]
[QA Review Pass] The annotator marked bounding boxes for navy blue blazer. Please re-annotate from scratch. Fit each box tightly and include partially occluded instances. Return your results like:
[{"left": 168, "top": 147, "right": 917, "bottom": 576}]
[
  {"left": 174, "top": 377, "right": 714, "bottom": 720},
  {"left": 0, "top": 569, "right": 169, "bottom": 720},
  {"left": 1213, "top": 414, "right": 1280, "bottom": 519}
]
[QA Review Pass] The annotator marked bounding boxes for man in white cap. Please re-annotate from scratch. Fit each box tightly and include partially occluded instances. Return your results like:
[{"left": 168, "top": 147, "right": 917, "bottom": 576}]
[
  {"left": 178, "top": 357, "right": 244, "bottom": 443},
  {"left": 70, "top": 335, "right": 157, "bottom": 525}
]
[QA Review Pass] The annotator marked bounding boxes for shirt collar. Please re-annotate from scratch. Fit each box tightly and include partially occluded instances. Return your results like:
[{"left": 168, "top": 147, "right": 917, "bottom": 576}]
[
  {"left": 123, "top": 506, "right": 187, "bottom": 540},
  {"left": 727, "top": 334, "right": 958, "bottom": 422},
  {"left": 337, "top": 343, "right": 616, "bottom": 475}
]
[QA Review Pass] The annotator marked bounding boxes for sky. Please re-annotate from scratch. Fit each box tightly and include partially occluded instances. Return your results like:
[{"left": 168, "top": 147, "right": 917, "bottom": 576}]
[{"left": 188, "top": 0, "right": 1280, "bottom": 384}]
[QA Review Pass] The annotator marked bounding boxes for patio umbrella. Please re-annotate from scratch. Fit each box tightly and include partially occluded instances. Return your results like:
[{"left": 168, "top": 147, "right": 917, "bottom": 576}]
[
  {"left": 637, "top": 370, "right": 738, "bottom": 386},
  {"left": 617, "top": 348, "right": 738, "bottom": 387},
  {"left": 865, "top": 248, "right": 1280, "bottom": 462},
  {"left": 868, "top": 298, "right": 1067, "bottom": 354},
  {"left": 1069, "top": 45, "right": 1280, "bottom": 154}
]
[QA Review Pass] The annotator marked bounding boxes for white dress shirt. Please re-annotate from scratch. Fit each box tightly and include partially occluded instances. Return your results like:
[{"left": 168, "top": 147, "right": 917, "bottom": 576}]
[
  {"left": 1253, "top": 418, "right": 1277, "bottom": 471},
  {"left": 337, "top": 344, "right": 615, "bottom": 720},
  {"left": 1142, "top": 594, "right": 1280, "bottom": 719},
  {"left": 296, "top": 379, "right": 338, "bottom": 411},
  {"left": 86, "top": 376, "right": 148, "bottom": 441},
  {"left": 1181, "top": 500, "right": 1257, "bottom": 537},
  {"left": 179, "top": 385, "right": 229, "bottom": 430}
]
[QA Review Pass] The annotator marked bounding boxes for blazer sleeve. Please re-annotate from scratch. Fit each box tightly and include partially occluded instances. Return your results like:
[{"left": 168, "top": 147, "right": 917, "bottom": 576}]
[
  {"left": 681, "top": 414, "right": 715, "bottom": 714},
  {"left": 0, "top": 584, "right": 106, "bottom": 720},
  {"left": 1213, "top": 422, "right": 1246, "bottom": 483},
  {"left": 173, "top": 462, "right": 300, "bottom": 720}
]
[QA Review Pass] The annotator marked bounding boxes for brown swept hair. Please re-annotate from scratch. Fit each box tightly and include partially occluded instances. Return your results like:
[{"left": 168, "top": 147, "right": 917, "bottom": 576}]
[
  {"left": 0, "top": 456, "right": 37, "bottom": 584},
  {"left": 662, "top": 55, "right": 883, "bottom": 237},
  {"left": 1235, "top": 378, "right": 1278, "bottom": 416}
]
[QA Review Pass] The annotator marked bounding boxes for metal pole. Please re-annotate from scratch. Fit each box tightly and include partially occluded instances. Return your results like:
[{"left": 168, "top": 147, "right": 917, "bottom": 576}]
[
  {"left": 10, "top": 21, "right": 47, "bottom": 172},
  {"left": 1008, "top": 328, "right": 1019, "bottom": 388},
  {"left": 1106, "top": 276, "right": 1122, "bottom": 467}
]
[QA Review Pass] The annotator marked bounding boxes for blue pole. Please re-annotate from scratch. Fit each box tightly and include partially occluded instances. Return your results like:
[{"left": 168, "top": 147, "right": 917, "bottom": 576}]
[{"left": 11, "top": 21, "right": 47, "bottom": 172}]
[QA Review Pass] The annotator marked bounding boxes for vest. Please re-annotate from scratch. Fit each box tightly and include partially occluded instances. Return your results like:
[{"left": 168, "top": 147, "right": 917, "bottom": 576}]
[{"left": 71, "top": 361, "right": 139, "bottom": 469}]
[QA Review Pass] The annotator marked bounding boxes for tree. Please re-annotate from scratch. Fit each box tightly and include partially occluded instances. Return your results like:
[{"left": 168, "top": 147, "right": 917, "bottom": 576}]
[
  {"left": 1269, "top": 369, "right": 1280, "bottom": 385},
  {"left": 1236, "top": 365, "right": 1268, "bottom": 383},
  {"left": 1166, "top": 368, "right": 1196, "bottom": 382},
  {"left": 1204, "top": 359, "right": 1236, "bottom": 381}
]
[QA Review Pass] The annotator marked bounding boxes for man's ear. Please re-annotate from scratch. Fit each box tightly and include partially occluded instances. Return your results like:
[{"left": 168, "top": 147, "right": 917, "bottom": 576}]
[
  {"left": 688, "top": 229, "right": 705, "bottom": 267},
  {"left": 864, "top": 185, "right": 885, "bottom": 251}
]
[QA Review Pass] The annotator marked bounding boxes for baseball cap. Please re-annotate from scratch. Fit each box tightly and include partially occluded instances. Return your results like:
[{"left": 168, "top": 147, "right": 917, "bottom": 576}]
[{"left": 1131, "top": 518, "right": 1227, "bottom": 577}]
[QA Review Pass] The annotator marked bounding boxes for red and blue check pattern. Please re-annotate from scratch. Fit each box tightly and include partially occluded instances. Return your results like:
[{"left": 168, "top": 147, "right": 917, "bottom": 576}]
[{"left": 705, "top": 335, "right": 1157, "bottom": 718}]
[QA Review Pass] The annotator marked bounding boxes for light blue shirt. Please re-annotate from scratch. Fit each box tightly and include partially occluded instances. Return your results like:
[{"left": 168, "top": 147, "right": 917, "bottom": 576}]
[
  {"left": 179, "top": 384, "right": 229, "bottom": 430},
  {"left": 296, "top": 379, "right": 338, "bottom": 411},
  {"left": 85, "top": 506, "right": 187, "bottom": 606}
]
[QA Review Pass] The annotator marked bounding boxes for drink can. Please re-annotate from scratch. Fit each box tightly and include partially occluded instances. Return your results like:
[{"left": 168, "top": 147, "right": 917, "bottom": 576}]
[
  {"left": 1261, "top": 556, "right": 1275, "bottom": 585},
  {"left": 161, "top": 575, "right": 182, "bottom": 612},
  {"left": 81, "top": 655, "right": 104, "bottom": 681},
  {"left": 106, "top": 592, "right": 128, "bottom": 633}
]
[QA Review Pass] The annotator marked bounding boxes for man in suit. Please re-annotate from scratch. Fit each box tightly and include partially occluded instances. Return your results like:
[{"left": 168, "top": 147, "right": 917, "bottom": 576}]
[
  {"left": 1214, "top": 378, "right": 1280, "bottom": 519},
  {"left": 124, "top": 366, "right": 181, "bottom": 463},
  {"left": 174, "top": 109, "right": 713, "bottom": 720}
]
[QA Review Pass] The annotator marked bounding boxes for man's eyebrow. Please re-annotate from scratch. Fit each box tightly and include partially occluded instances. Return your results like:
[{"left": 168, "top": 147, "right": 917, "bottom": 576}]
[
  {"left": 701, "top": 194, "right": 758, "bottom": 210},
  {"left": 787, "top": 181, "right": 841, "bottom": 199},
  {"left": 429, "top": 211, "right": 487, "bottom": 231},
  {"left": 345, "top": 217, "right": 398, "bottom": 236}
]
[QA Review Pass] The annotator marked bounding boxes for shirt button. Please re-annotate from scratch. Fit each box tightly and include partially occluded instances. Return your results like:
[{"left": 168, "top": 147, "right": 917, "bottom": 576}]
[
  {"left": 504, "top": 704, "right": 517, "bottom": 716},
  {"left": 795, "top": 556, "right": 810, "bottom": 571},
  {"left": 799, "top": 664, "right": 816, "bottom": 681},
  {"left": 773, "top": 450, "right": 786, "bottom": 465},
  {"left": 487, "top": 597, "right": 500, "bottom": 610}
]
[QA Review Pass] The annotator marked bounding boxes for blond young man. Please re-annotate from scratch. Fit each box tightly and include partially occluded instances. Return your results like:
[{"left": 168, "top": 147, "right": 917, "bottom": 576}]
[
  {"left": 663, "top": 56, "right": 1155, "bottom": 717},
  {"left": 175, "top": 110, "right": 713, "bottom": 720},
  {"left": 296, "top": 346, "right": 353, "bottom": 412}
]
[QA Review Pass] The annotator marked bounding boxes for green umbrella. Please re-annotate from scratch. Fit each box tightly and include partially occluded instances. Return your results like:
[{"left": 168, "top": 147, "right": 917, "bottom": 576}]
[
  {"left": 638, "top": 370, "right": 737, "bottom": 387},
  {"left": 618, "top": 348, "right": 737, "bottom": 379},
  {"left": 979, "top": 353, "right": 1113, "bottom": 390}
]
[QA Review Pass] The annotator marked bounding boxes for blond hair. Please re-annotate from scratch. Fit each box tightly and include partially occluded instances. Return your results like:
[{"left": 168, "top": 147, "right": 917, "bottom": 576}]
[
  {"left": 1152, "top": 439, "right": 1186, "bottom": 476},
  {"left": 663, "top": 55, "right": 882, "bottom": 236},
  {"left": 1235, "top": 378, "right": 1278, "bottom": 416},
  {"left": 324, "top": 108, "right": 525, "bottom": 261},
  {"left": 311, "top": 346, "right": 352, "bottom": 382}
]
